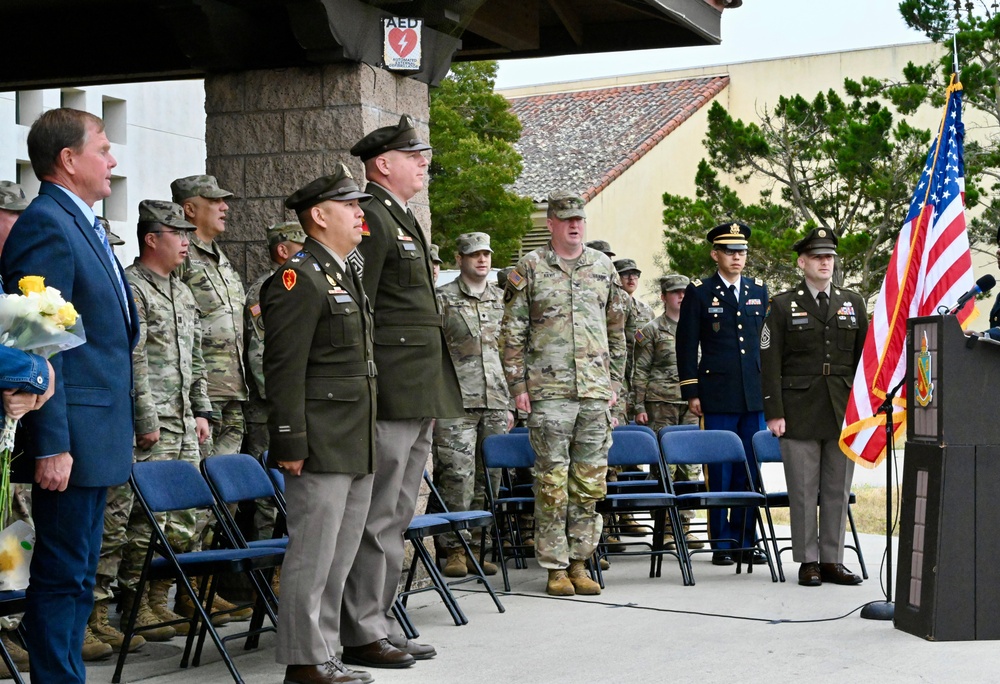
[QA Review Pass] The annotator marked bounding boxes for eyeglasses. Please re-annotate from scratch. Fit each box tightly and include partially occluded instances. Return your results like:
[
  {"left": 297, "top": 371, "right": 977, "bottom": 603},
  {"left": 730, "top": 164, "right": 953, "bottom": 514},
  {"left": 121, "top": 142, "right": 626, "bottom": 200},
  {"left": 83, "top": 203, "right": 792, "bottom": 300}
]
[
  {"left": 152, "top": 229, "right": 188, "bottom": 236},
  {"left": 716, "top": 248, "right": 747, "bottom": 256}
]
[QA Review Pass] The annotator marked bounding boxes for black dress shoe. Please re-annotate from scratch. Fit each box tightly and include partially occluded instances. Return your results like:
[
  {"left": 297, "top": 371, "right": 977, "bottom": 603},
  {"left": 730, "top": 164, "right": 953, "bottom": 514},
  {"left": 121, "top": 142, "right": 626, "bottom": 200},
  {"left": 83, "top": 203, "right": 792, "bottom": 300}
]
[
  {"left": 389, "top": 637, "right": 436, "bottom": 660},
  {"left": 798, "top": 562, "right": 822, "bottom": 586},
  {"left": 820, "top": 562, "right": 862, "bottom": 585},
  {"left": 342, "top": 639, "right": 415, "bottom": 669},
  {"left": 712, "top": 552, "right": 735, "bottom": 566},
  {"left": 740, "top": 549, "right": 767, "bottom": 566},
  {"left": 284, "top": 663, "right": 362, "bottom": 684}
]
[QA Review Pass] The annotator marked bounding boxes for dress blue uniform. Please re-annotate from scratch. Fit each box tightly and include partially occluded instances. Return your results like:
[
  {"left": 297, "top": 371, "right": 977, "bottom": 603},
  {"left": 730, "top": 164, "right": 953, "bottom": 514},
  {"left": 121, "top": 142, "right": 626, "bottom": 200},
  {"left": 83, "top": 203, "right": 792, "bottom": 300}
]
[{"left": 676, "top": 223, "right": 768, "bottom": 557}]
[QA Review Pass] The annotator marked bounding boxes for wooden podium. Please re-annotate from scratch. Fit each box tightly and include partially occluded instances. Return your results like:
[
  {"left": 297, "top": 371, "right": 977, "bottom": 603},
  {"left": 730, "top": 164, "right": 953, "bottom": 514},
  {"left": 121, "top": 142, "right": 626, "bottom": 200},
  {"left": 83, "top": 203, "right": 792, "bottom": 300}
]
[{"left": 894, "top": 315, "right": 1000, "bottom": 640}]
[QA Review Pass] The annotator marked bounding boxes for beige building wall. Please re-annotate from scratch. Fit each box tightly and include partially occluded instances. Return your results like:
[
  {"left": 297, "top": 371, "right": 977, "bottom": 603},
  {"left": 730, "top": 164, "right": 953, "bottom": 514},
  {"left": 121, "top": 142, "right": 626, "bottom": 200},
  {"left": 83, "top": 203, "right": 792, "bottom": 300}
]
[{"left": 502, "top": 41, "right": 1000, "bottom": 316}]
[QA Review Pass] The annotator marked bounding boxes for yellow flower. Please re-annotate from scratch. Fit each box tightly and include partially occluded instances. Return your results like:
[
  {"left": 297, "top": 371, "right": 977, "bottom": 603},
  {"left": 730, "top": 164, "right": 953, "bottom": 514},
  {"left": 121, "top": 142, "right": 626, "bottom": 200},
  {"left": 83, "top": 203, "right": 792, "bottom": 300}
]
[
  {"left": 55, "top": 302, "right": 78, "bottom": 329},
  {"left": 18, "top": 276, "right": 45, "bottom": 295}
]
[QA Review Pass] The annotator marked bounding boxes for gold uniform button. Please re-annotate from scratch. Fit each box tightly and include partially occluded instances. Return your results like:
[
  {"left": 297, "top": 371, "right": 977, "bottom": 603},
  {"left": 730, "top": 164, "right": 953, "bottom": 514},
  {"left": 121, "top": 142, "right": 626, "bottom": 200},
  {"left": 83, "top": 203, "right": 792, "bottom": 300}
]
[
  {"left": 740, "top": 349, "right": 746, "bottom": 354},
  {"left": 327, "top": 393, "right": 334, "bottom": 399}
]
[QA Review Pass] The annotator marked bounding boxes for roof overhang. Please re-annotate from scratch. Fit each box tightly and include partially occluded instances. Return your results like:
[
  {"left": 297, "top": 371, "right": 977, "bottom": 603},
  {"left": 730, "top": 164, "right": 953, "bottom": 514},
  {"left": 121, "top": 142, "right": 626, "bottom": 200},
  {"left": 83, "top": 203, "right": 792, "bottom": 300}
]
[{"left": 1, "top": 0, "right": 723, "bottom": 89}]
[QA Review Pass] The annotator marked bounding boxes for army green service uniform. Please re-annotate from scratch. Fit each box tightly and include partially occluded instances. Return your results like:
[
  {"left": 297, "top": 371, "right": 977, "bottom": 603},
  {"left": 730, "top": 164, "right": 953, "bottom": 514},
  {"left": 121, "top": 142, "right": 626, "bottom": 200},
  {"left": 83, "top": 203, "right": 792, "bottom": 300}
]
[{"left": 502, "top": 242, "right": 627, "bottom": 570}]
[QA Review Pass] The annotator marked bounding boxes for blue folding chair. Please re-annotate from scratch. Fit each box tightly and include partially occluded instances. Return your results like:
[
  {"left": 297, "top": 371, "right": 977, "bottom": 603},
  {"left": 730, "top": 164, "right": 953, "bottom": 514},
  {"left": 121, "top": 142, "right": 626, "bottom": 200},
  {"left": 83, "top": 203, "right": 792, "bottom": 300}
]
[
  {"left": 597, "top": 429, "right": 690, "bottom": 585},
  {"left": 659, "top": 429, "right": 777, "bottom": 584},
  {"left": 482, "top": 433, "right": 536, "bottom": 591},
  {"left": 750, "top": 429, "right": 868, "bottom": 583},
  {"left": 114, "top": 460, "right": 284, "bottom": 684}
]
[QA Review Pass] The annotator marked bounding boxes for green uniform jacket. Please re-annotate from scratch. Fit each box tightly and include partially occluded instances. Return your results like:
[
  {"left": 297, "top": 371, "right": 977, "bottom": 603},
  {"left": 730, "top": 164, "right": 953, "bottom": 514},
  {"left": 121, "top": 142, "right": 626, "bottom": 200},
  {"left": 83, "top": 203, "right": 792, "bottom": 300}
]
[
  {"left": 632, "top": 311, "right": 684, "bottom": 412},
  {"left": 760, "top": 281, "right": 868, "bottom": 440},
  {"left": 354, "top": 183, "right": 463, "bottom": 420},
  {"left": 261, "top": 238, "right": 376, "bottom": 474}
]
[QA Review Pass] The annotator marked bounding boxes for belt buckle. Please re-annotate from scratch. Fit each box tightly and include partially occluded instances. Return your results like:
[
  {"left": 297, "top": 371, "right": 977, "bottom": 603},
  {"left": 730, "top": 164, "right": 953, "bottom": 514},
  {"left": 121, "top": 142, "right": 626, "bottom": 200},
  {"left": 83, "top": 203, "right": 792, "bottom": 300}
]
[
  {"left": 367, "top": 360, "right": 377, "bottom": 377},
  {"left": 822, "top": 362, "right": 831, "bottom": 376}
]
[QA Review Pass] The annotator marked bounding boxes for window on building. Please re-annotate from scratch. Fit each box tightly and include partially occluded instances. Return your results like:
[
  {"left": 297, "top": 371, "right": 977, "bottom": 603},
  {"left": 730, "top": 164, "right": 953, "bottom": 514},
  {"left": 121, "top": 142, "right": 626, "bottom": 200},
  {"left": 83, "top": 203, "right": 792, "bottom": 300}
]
[
  {"left": 60, "top": 88, "right": 86, "bottom": 111},
  {"left": 15, "top": 91, "right": 43, "bottom": 127},
  {"left": 104, "top": 176, "right": 127, "bottom": 222},
  {"left": 102, "top": 97, "right": 127, "bottom": 145}
]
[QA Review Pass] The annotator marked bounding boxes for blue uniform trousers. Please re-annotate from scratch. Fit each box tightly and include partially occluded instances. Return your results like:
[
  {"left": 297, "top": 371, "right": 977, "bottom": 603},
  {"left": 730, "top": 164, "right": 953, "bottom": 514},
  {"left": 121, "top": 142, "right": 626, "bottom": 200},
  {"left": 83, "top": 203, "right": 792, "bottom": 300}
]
[{"left": 702, "top": 411, "right": 764, "bottom": 550}]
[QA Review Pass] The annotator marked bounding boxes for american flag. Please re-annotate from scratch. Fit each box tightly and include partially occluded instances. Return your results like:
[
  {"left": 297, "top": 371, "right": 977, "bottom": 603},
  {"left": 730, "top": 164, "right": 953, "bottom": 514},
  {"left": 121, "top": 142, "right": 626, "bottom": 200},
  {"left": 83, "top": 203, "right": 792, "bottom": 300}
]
[{"left": 840, "top": 79, "right": 976, "bottom": 467}]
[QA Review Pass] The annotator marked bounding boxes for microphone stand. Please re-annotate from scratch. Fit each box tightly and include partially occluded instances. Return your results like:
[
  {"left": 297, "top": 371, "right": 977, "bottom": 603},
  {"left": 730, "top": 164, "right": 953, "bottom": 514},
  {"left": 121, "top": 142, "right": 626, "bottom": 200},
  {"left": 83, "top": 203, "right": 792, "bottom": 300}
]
[{"left": 860, "top": 376, "right": 905, "bottom": 621}]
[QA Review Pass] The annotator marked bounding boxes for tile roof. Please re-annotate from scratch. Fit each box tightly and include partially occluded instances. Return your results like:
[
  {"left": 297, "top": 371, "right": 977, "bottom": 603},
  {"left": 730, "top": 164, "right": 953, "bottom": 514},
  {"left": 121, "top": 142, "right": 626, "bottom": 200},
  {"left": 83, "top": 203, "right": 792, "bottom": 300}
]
[{"left": 507, "top": 76, "right": 729, "bottom": 202}]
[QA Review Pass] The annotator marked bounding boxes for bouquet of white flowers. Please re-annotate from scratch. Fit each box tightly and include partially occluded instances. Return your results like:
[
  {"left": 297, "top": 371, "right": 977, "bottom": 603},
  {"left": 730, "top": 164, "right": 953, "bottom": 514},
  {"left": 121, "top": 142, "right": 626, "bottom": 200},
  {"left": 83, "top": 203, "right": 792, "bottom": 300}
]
[{"left": 0, "top": 276, "right": 85, "bottom": 520}]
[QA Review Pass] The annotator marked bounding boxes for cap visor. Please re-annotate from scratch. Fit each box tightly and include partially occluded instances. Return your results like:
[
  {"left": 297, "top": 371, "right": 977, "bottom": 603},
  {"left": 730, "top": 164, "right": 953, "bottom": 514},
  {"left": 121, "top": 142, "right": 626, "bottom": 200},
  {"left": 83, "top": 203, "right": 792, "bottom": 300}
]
[
  {"left": 201, "top": 189, "right": 234, "bottom": 199},
  {"left": 555, "top": 210, "right": 586, "bottom": 220},
  {"left": 333, "top": 190, "right": 371, "bottom": 201}
]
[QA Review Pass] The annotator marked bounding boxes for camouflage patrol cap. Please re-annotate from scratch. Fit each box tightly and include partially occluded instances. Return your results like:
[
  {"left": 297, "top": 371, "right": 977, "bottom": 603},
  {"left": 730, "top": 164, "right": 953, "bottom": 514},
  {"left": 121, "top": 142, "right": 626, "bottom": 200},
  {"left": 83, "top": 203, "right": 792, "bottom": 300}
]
[
  {"left": 585, "top": 240, "right": 615, "bottom": 257},
  {"left": 793, "top": 227, "right": 838, "bottom": 256},
  {"left": 106, "top": 229, "right": 125, "bottom": 247},
  {"left": 0, "top": 181, "right": 28, "bottom": 212},
  {"left": 659, "top": 274, "right": 690, "bottom": 293},
  {"left": 137, "top": 200, "right": 197, "bottom": 231},
  {"left": 266, "top": 221, "right": 306, "bottom": 249},
  {"left": 707, "top": 221, "right": 750, "bottom": 250},
  {"left": 429, "top": 244, "right": 443, "bottom": 264},
  {"left": 497, "top": 267, "right": 514, "bottom": 286},
  {"left": 613, "top": 258, "right": 640, "bottom": 275},
  {"left": 170, "top": 175, "right": 234, "bottom": 203},
  {"left": 285, "top": 163, "right": 371, "bottom": 212},
  {"left": 547, "top": 190, "right": 586, "bottom": 220},
  {"left": 456, "top": 232, "right": 492, "bottom": 255},
  {"left": 350, "top": 114, "right": 432, "bottom": 162}
]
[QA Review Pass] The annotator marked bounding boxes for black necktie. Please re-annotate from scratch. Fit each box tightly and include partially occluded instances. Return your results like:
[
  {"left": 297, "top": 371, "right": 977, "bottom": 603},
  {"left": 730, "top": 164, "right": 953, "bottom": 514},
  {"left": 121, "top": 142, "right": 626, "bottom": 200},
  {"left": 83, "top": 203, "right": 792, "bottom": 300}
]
[
  {"left": 728, "top": 283, "right": 737, "bottom": 304},
  {"left": 817, "top": 291, "right": 829, "bottom": 320}
]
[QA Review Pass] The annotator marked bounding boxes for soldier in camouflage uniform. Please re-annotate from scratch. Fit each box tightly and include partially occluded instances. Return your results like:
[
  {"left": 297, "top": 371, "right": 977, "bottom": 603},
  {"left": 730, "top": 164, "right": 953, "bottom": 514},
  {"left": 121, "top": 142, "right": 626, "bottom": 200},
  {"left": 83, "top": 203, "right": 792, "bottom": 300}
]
[
  {"left": 429, "top": 243, "right": 443, "bottom": 284},
  {"left": 501, "top": 190, "right": 627, "bottom": 597},
  {"left": 243, "top": 221, "right": 306, "bottom": 541},
  {"left": 614, "top": 258, "right": 655, "bottom": 423},
  {"left": 632, "top": 274, "right": 705, "bottom": 548},
  {"left": 87, "top": 202, "right": 209, "bottom": 652},
  {"left": 432, "top": 232, "right": 511, "bottom": 578},
  {"left": 172, "top": 175, "right": 247, "bottom": 461}
]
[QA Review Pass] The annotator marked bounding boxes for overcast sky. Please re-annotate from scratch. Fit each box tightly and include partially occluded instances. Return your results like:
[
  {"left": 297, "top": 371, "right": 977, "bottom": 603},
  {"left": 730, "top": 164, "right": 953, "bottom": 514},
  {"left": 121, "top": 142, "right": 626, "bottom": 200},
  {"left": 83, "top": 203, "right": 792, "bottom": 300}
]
[{"left": 495, "top": 0, "right": 929, "bottom": 89}]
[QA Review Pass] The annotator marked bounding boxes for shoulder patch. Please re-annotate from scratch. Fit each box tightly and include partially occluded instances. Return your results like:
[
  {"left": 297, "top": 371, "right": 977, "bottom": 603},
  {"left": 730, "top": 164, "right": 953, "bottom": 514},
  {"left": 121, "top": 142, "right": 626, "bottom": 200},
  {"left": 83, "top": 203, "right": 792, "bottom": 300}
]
[
  {"left": 250, "top": 302, "right": 262, "bottom": 317},
  {"left": 507, "top": 269, "right": 527, "bottom": 290},
  {"left": 361, "top": 218, "right": 370, "bottom": 236},
  {"left": 282, "top": 270, "right": 297, "bottom": 291},
  {"left": 634, "top": 329, "right": 645, "bottom": 344}
]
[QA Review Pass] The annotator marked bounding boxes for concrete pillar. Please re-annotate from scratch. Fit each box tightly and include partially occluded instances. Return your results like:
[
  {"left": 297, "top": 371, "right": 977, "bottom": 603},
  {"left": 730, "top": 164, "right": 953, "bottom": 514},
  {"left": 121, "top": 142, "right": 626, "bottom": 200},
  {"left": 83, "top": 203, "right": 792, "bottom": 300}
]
[{"left": 203, "top": 63, "right": 430, "bottom": 285}]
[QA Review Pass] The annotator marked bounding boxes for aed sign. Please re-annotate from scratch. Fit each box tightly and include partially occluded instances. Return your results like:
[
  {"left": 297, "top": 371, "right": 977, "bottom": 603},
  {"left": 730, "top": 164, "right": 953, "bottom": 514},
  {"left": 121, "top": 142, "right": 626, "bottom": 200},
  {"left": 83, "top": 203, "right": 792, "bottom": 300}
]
[{"left": 383, "top": 17, "right": 422, "bottom": 72}]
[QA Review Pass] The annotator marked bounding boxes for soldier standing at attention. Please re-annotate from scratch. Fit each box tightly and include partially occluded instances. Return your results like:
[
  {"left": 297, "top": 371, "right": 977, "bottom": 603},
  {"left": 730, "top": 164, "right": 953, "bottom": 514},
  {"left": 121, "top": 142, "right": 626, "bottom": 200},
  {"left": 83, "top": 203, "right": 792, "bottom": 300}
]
[
  {"left": 676, "top": 222, "right": 769, "bottom": 567},
  {"left": 172, "top": 175, "right": 247, "bottom": 460},
  {"left": 171, "top": 174, "right": 251, "bottom": 620},
  {"left": 760, "top": 228, "right": 866, "bottom": 587},
  {"left": 243, "top": 221, "right": 306, "bottom": 542},
  {"left": 433, "top": 232, "right": 511, "bottom": 578},
  {"left": 613, "top": 257, "right": 654, "bottom": 426},
  {"left": 501, "top": 190, "right": 626, "bottom": 597},
  {"left": 429, "top": 243, "right": 443, "bottom": 284},
  {"left": 340, "top": 115, "right": 464, "bottom": 669},
  {"left": 96, "top": 202, "right": 213, "bottom": 651},
  {"left": 632, "top": 274, "right": 704, "bottom": 549}
]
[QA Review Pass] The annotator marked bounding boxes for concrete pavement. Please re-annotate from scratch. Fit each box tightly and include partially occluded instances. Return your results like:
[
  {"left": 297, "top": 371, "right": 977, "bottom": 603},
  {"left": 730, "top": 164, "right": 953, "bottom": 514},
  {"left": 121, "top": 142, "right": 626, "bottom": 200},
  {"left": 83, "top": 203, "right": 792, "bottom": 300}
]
[{"left": 80, "top": 527, "right": 1000, "bottom": 684}]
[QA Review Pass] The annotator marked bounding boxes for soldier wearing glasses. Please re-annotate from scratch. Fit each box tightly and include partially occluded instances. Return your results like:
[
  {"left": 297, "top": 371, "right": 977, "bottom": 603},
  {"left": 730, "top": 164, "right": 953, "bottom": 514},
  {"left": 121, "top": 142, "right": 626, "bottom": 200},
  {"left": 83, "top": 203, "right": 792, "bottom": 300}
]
[{"left": 676, "top": 222, "right": 768, "bottom": 566}]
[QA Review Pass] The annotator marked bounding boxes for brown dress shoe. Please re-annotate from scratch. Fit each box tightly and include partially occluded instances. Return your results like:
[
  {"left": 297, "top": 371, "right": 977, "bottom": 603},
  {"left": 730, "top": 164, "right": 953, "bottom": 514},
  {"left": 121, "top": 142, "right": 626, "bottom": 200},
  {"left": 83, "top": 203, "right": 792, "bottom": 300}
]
[
  {"left": 388, "top": 636, "right": 436, "bottom": 660},
  {"left": 341, "top": 638, "right": 415, "bottom": 669},
  {"left": 284, "top": 663, "right": 361, "bottom": 684},
  {"left": 327, "top": 656, "right": 372, "bottom": 683},
  {"left": 820, "top": 562, "right": 862, "bottom": 585},
  {"left": 798, "top": 562, "right": 822, "bottom": 586}
]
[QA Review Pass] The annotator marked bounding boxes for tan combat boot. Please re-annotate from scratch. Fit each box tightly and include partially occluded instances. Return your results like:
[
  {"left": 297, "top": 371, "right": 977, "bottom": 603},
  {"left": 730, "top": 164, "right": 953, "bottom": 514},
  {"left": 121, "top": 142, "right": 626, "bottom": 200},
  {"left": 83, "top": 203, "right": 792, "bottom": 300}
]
[
  {"left": 0, "top": 632, "right": 29, "bottom": 674},
  {"left": 271, "top": 567, "right": 281, "bottom": 597},
  {"left": 147, "top": 580, "right": 189, "bottom": 636},
  {"left": 567, "top": 559, "right": 602, "bottom": 595},
  {"left": 119, "top": 591, "right": 174, "bottom": 643},
  {"left": 545, "top": 569, "right": 575, "bottom": 596},
  {"left": 81, "top": 625, "right": 114, "bottom": 661},
  {"left": 174, "top": 578, "right": 232, "bottom": 626},
  {"left": 683, "top": 522, "right": 705, "bottom": 550},
  {"left": 88, "top": 599, "right": 147, "bottom": 652},
  {"left": 467, "top": 545, "right": 498, "bottom": 576},
  {"left": 442, "top": 548, "right": 468, "bottom": 578}
]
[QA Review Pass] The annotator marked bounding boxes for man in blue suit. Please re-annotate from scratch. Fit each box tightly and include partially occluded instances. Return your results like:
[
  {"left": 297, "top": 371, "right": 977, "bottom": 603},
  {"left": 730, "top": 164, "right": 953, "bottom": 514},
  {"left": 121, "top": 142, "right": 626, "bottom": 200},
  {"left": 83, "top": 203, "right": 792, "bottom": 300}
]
[
  {"left": 0, "top": 108, "right": 139, "bottom": 683},
  {"left": 676, "top": 222, "right": 768, "bottom": 566}
]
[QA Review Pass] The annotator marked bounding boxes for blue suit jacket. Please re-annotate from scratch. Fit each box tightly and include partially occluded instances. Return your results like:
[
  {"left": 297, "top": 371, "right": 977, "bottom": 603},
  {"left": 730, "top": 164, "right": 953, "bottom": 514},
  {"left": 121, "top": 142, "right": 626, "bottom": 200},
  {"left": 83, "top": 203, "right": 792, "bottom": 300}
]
[
  {"left": 0, "top": 182, "right": 139, "bottom": 487},
  {"left": 675, "top": 272, "right": 768, "bottom": 414}
]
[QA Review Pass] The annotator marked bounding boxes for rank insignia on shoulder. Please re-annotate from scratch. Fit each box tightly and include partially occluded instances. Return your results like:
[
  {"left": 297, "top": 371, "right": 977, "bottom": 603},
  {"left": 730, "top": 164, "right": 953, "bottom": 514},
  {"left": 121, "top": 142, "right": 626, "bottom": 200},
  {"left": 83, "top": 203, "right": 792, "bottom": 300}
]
[
  {"left": 250, "top": 303, "right": 261, "bottom": 317},
  {"left": 754, "top": 278, "right": 764, "bottom": 286},
  {"left": 282, "top": 270, "right": 297, "bottom": 291},
  {"left": 507, "top": 269, "right": 526, "bottom": 290},
  {"left": 692, "top": 279, "right": 702, "bottom": 286}
]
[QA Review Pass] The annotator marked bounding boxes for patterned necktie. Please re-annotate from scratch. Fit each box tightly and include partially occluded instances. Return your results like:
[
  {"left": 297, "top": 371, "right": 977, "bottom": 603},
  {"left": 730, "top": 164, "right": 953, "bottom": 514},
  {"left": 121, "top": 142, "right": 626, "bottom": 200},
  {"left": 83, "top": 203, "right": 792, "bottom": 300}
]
[
  {"left": 817, "top": 291, "right": 829, "bottom": 320},
  {"left": 93, "top": 217, "right": 130, "bottom": 322}
]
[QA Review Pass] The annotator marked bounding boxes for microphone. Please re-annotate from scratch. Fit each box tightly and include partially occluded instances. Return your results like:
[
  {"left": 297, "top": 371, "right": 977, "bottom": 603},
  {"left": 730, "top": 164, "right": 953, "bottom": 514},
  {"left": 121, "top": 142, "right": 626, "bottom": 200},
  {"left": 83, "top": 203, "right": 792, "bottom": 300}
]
[{"left": 949, "top": 274, "right": 996, "bottom": 314}]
